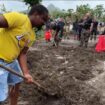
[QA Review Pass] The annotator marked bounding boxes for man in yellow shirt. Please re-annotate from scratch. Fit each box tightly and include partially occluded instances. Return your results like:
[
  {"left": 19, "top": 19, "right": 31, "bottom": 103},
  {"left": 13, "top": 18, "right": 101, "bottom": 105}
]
[{"left": 0, "top": 4, "right": 49, "bottom": 105}]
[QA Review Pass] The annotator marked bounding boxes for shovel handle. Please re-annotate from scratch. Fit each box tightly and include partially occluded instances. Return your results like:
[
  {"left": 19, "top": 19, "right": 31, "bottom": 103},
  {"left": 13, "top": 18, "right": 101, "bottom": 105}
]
[
  {"left": 0, "top": 64, "right": 25, "bottom": 79},
  {"left": 0, "top": 64, "right": 57, "bottom": 97},
  {"left": 0, "top": 64, "right": 41, "bottom": 87}
]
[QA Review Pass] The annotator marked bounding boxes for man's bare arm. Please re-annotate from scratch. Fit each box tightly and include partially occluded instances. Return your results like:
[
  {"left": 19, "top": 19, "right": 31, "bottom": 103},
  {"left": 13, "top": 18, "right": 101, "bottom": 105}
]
[
  {"left": 0, "top": 15, "right": 8, "bottom": 28},
  {"left": 18, "top": 47, "right": 34, "bottom": 83},
  {"left": 18, "top": 47, "right": 29, "bottom": 75}
]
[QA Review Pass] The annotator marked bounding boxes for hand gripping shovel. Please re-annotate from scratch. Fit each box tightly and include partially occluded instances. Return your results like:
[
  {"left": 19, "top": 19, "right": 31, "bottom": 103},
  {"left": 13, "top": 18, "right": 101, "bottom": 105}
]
[{"left": 0, "top": 64, "right": 59, "bottom": 98}]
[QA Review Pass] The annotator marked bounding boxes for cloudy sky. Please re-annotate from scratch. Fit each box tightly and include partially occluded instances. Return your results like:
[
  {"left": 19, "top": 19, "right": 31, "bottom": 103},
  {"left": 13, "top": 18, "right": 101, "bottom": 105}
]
[
  {"left": 0, "top": 0, "right": 105, "bottom": 11},
  {"left": 0, "top": 0, "right": 28, "bottom": 11},
  {"left": 42, "top": 0, "right": 105, "bottom": 10}
]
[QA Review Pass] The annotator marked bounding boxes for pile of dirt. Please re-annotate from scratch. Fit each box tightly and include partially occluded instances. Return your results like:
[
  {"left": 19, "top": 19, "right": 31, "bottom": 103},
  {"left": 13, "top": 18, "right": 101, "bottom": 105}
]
[
  {"left": 5, "top": 40, "right": 105, "bottom": 105},
  {"left": 20, "top": 45, "right": 105, "bottom": 105}
]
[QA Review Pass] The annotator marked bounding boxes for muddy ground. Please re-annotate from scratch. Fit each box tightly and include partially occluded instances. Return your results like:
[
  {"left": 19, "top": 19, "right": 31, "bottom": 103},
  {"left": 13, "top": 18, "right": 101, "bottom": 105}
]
[{"left": 10, "top": 40, "right": 105, "bottom": 105}]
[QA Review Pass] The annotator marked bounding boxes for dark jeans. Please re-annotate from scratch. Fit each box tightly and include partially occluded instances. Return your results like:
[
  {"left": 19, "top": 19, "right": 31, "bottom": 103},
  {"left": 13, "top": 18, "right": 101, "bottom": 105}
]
[
  {"left": 78, "top": 28, "right": 82, "bottom": 40},
  {"left": 90, "top": 29, "right": 97, "bottom": 40}
]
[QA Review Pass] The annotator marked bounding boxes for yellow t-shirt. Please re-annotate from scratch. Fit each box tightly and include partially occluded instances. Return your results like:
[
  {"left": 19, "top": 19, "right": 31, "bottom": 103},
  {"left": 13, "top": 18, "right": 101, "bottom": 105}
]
[{"left": 0, "top": 12, "right": 36, "bottom": 62}]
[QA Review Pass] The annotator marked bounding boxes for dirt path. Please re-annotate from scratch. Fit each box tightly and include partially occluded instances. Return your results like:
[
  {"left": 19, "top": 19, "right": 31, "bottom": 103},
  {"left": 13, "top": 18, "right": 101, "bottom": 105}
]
[
  {"left": 87, "top": 60, "right": 105, "bottom": 103},
  {"left": 4, "top": 38, "right": 105, "bottom": 105},
  {"left": 33, "top": 38, "right": 97, "bottom": 47}
]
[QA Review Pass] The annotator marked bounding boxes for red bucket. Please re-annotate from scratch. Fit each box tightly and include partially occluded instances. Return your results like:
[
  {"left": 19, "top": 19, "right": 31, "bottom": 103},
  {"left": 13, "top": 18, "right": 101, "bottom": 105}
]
[
  {"left": 96, "top": 35, "right": 105, "bottom": 52},
  {"left": 45, "top": 30, "right": 52, "bottom": 41}
]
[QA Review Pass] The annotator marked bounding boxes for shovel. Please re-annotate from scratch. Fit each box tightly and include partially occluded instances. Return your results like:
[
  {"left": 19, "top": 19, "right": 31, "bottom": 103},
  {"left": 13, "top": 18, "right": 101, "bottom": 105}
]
[{"left": 0, "top": 64, "right": 59, "bottom": 98}]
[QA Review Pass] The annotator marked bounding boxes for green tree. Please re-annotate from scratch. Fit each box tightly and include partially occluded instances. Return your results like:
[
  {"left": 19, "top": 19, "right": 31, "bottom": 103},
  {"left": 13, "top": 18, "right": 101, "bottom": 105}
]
[
  {"left": 74, "top": 4, "right": 95, "bottom": 20},
  {"left": 76, "top": 4, "right": 92, "bottom": 16},
  {"left": 67, "top": 9, "right": 73, "bottom": 16},
  {"left": 24, "top": 0, "right": 42, "bottom": 7},
  {"left": 101, "top": 15, "right": 105, "bottom": 22},
  {"left": 94, "top": 5, "right": 105, "bottom": 19}
]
